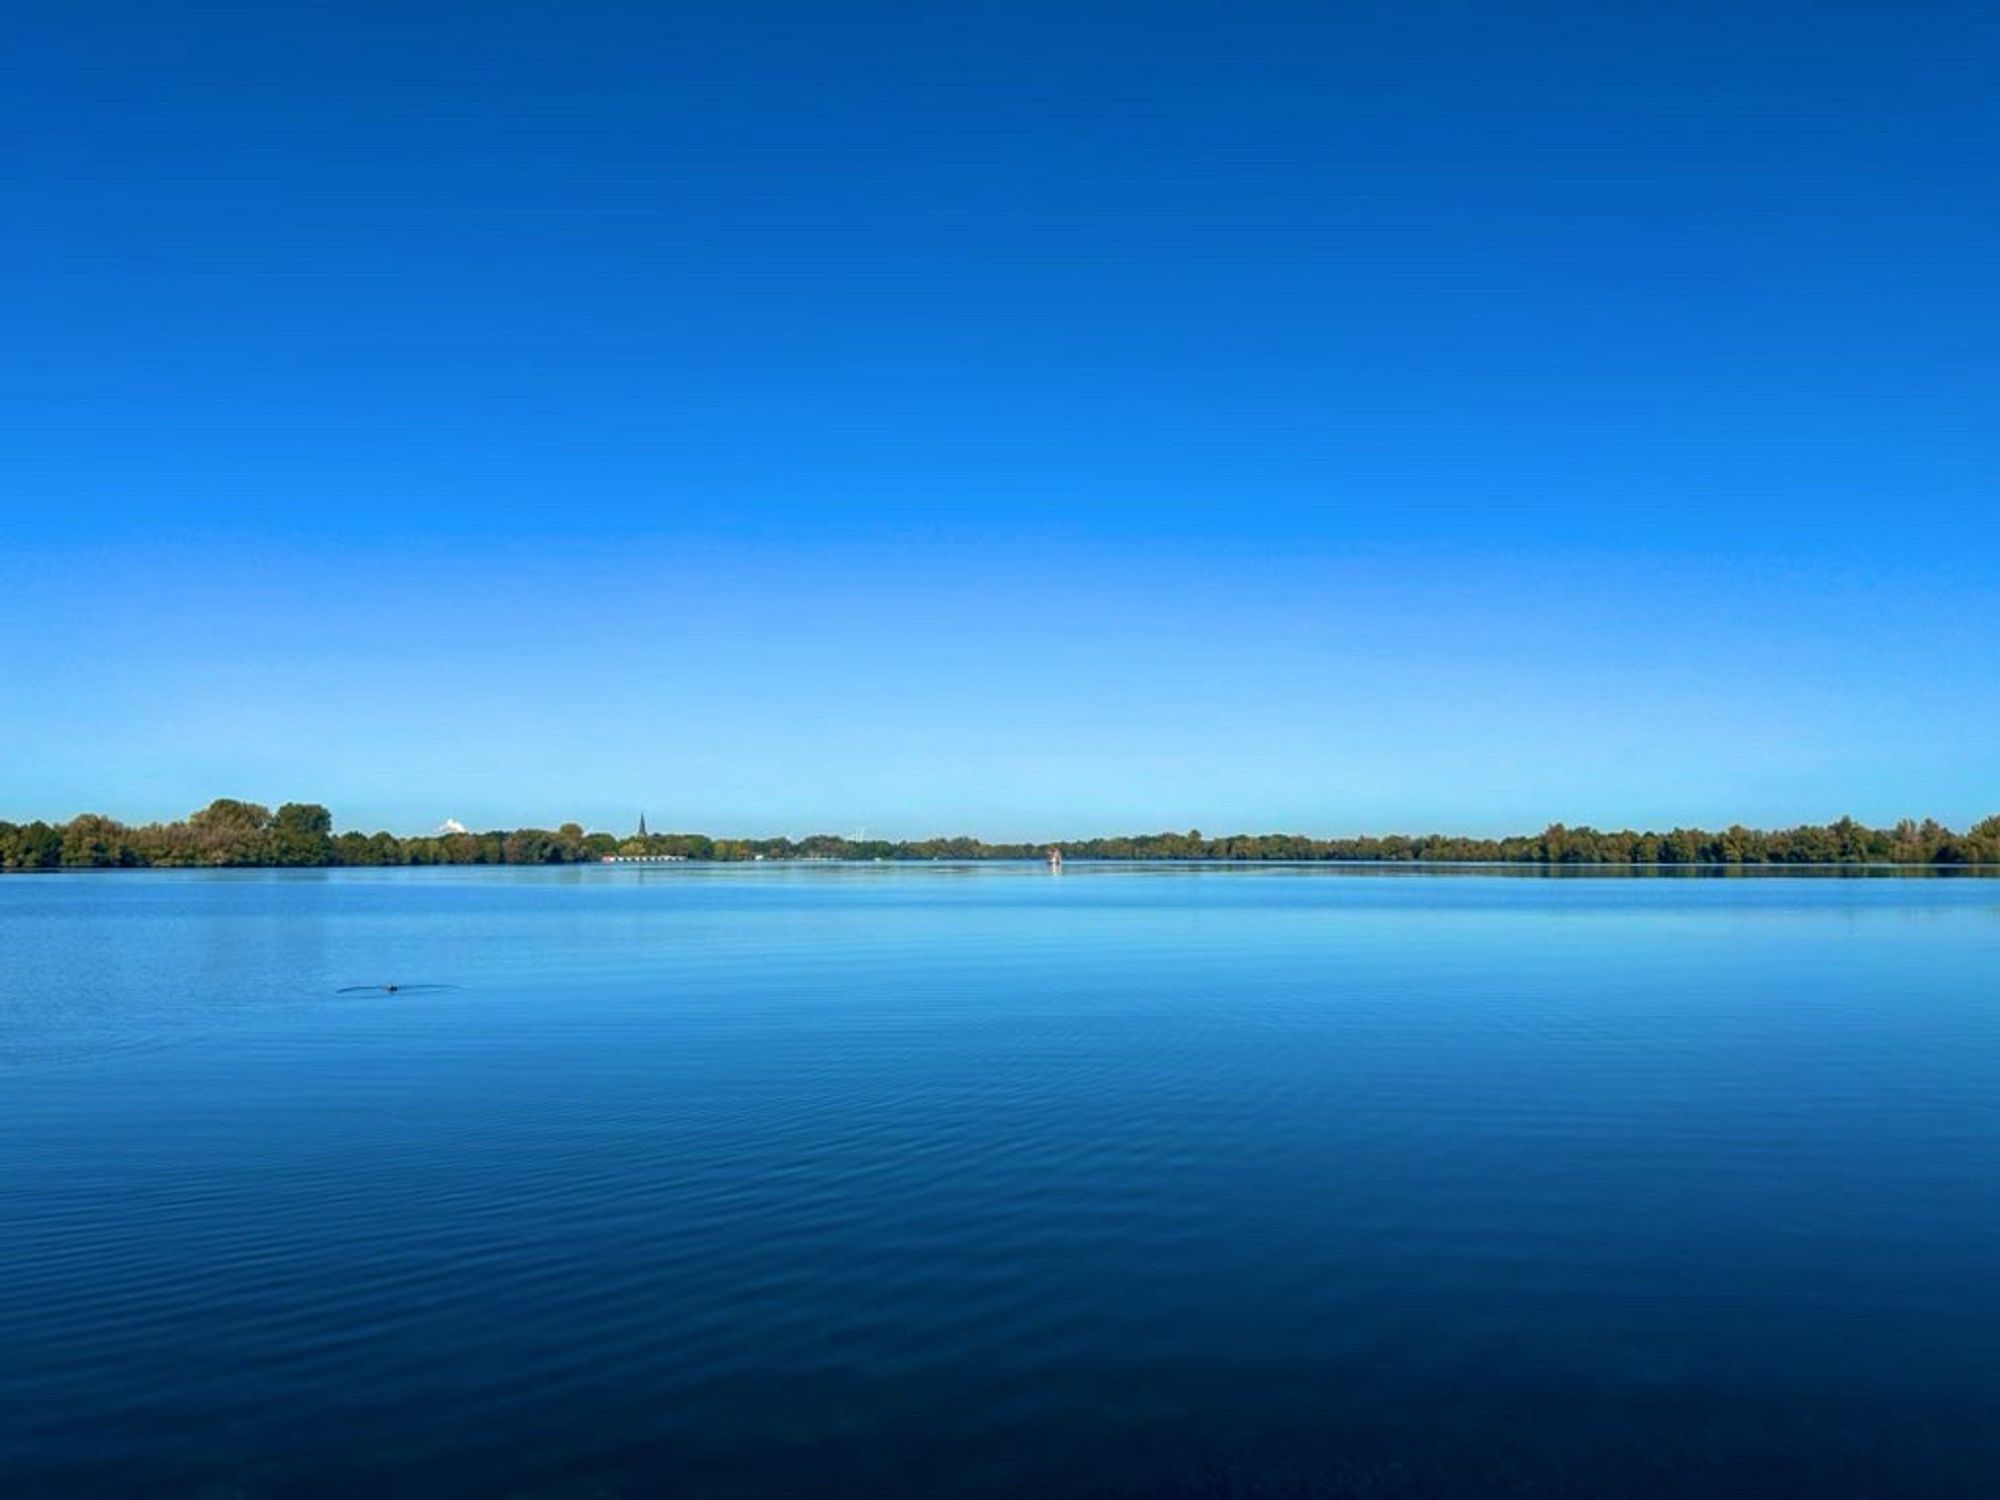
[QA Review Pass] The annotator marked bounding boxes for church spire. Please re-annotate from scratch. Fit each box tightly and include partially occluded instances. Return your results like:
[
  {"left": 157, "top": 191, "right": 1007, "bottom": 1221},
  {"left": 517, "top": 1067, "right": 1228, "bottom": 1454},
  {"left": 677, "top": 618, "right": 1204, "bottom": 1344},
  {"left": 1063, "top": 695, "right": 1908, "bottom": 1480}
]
[{"left": 638, "top": 812, "right": 648, "bottom": 838}]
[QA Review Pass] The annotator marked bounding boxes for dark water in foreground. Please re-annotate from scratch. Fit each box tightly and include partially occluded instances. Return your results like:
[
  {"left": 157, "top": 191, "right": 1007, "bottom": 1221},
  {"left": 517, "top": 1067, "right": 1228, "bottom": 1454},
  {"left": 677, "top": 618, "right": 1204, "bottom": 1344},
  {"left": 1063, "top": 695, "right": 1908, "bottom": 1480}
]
[{"left": 4, "top": 866, "right": 1998, "bottom": 1497}]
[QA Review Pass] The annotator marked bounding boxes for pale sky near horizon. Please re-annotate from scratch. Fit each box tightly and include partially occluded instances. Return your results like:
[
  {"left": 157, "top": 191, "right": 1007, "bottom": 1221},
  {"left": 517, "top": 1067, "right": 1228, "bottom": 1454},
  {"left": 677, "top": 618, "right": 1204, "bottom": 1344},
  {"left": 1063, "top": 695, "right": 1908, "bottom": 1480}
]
[{"left": 6, "top": 2, "right": 1996, "bottom": 838}]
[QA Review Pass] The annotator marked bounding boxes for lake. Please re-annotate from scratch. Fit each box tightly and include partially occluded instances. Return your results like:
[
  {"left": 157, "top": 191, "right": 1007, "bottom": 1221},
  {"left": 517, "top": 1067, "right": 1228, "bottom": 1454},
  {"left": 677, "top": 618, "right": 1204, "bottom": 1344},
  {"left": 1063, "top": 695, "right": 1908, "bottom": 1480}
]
[{"left": 4, "top": 865, "right": 1998, "bottom": 1496}]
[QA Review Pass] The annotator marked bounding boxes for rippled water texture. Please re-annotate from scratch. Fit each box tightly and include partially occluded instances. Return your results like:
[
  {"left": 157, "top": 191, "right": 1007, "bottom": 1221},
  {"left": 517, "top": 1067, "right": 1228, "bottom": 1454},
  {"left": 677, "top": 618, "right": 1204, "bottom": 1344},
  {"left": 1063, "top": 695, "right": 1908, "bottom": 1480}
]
[{"left": 4, "top": 866, "right": 1998, "bottom": 1496}]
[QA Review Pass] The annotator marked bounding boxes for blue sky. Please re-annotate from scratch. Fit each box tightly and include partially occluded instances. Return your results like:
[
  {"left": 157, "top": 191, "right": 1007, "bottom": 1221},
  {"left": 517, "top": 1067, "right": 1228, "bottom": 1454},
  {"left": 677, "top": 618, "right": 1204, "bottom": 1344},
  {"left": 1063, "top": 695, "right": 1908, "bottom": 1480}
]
[{"left": 5, "top": 1, "right": 1996, "bottom": 837}]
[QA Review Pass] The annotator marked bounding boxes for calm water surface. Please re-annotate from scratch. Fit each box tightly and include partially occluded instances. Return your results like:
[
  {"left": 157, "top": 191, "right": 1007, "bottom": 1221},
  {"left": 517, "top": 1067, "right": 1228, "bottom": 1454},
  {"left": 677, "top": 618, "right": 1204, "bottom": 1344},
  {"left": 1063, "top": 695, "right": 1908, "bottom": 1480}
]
[{"left": 4, "top": 866, "right": 1998, "bottom": 1496}]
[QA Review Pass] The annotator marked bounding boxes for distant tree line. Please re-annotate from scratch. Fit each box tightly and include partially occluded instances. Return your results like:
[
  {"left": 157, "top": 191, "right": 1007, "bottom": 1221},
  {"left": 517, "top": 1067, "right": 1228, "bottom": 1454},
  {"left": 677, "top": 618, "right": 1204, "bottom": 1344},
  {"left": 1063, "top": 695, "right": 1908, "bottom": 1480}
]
[{"left": 3, "top": 801, "right": 2000, "bottom": 869}]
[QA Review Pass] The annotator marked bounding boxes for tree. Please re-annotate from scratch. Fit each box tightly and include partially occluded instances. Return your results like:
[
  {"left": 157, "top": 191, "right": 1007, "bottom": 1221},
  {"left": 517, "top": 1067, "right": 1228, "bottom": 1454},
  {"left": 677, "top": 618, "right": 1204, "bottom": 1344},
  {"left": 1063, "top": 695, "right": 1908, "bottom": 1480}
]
[
  {"left": 60, "top": 813, "right": 132, "bottom": 867},
  {"left": 188, "top": 799, "right": 274, "bottom": 865},
  {"left": 271, "top": 803, "right": 334, "bottom": 865},
  {"left": 12, "top": 822, "right": 63, "bottom": 869}
]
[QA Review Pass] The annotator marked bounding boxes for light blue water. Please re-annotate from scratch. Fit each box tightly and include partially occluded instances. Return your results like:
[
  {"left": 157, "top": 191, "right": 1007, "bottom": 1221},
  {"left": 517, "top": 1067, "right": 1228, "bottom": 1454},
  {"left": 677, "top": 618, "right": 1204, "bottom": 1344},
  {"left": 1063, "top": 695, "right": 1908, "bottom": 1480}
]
[{"left": 3, "top": 866, "right": 1998, "bottom": 1496}]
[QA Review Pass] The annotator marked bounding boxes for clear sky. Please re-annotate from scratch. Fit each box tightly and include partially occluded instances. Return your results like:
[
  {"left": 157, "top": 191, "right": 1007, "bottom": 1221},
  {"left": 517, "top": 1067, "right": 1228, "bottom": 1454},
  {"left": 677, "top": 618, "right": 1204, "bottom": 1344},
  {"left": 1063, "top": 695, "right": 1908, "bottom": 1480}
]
[{"left": 5, "top": 1, "right": 1996, "bottom": 838}]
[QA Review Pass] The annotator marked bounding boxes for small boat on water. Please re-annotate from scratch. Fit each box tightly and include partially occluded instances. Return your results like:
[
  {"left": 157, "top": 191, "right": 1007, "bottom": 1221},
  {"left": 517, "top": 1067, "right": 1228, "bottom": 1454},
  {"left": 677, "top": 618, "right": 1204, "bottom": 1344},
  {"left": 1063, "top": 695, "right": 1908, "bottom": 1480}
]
[{"left": 1047, "top": 846, "right": 1063, "bottom": 871}]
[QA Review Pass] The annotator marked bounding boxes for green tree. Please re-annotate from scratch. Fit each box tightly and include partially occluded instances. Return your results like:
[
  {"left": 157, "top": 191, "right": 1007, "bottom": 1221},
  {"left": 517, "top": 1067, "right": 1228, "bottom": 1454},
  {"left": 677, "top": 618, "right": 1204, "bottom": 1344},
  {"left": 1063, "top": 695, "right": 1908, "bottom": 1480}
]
[
  {"left": 271, "top": 803, "right": 335, "bottom": 865},
  {"left": 60, "top": 813, "right": 133, "bottom": 867},
  {"left": 188, "top": 799, "right": 274, "bottom": 865}
]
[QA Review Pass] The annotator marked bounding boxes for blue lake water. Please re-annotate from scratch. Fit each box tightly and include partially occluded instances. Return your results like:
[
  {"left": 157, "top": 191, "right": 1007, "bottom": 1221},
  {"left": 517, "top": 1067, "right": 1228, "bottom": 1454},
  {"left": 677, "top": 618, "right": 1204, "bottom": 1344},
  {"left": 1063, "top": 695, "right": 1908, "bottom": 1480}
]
[{"left": 4, "top": 865, "right": 1998, "bottom": 1496}]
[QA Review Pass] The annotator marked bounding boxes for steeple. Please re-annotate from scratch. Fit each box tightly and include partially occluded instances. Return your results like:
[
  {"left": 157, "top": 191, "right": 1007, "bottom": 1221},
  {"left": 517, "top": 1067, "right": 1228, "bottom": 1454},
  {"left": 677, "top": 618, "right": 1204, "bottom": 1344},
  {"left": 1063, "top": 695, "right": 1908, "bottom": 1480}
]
[{"left": 638, "top": 812, "right": 648, "bottom": 838}]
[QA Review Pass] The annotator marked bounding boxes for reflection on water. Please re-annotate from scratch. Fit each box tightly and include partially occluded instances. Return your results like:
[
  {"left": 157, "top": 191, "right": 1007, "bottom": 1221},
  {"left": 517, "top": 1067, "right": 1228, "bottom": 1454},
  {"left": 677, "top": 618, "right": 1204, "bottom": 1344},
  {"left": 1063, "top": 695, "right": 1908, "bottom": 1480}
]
[{"left": 3, "top": 866, "right": 1998, "bottom": 1496}]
